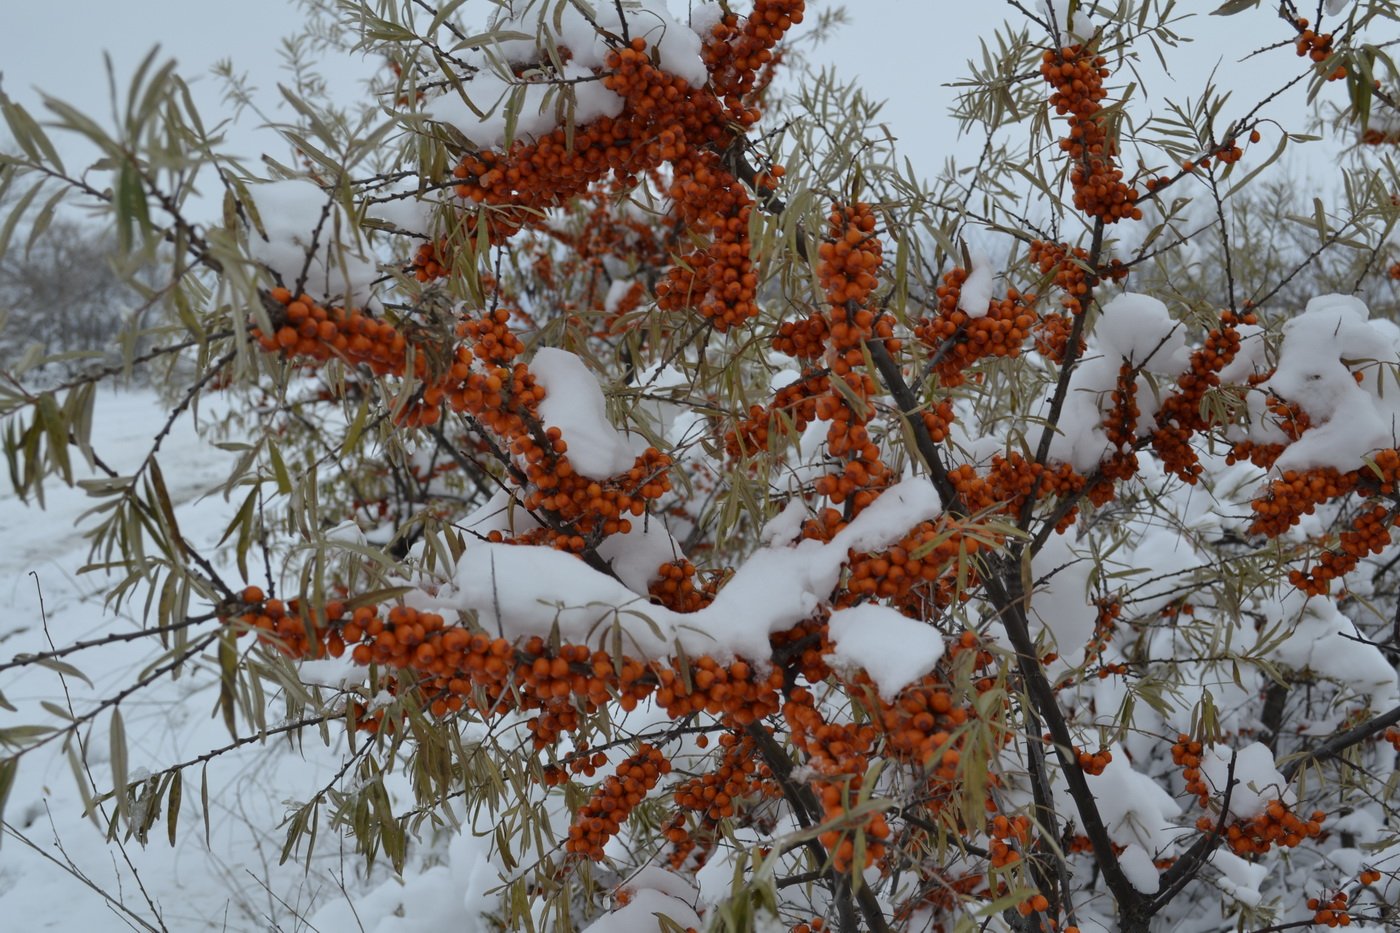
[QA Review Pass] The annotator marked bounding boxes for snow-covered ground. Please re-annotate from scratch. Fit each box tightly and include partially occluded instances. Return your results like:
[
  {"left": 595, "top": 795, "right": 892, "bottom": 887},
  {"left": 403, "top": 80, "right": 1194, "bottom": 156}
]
[
  {"left": 0, "top": 382, "right": 778, "bottom": 933},
  {"left": 0, "top": 389, "right": 374, "bottom": 931}
]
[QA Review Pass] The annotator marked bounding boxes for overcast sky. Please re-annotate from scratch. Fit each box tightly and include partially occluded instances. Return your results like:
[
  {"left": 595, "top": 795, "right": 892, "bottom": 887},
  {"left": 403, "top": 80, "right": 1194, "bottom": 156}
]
[{"left": 0, "top": 1, "right": 1356, "bottom": 206}]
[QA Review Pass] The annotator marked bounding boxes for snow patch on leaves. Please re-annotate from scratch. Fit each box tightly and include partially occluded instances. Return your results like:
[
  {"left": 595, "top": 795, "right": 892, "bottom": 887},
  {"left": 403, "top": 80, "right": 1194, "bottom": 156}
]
[
  {"left": 1208, "top": 848, "right": 1270, "bottom": 907},
  {"left": 534, "top": 347, "right": 642, "bottom": 479},
  {"left": 436, "top": 476, "right": 943, "bottom": 663},
  {"left": 582, "top": 889, "right": 701, "bottom": 933},
  {"left": 1269, "top": 591, "right": 1400, "bottom": 711},
  {"left": 958, "top": 249, "right": 995, "bottom": 319},
  {"left": 825, "top": 604, "right": 945, "bottom": 699},
  {"left": 1042, "top": 292, "right": 1189, "bottom": 472},
  {"left": 246, "top": 179, "right": 378, "bottom": 304},
  {"left": 1029, "top": 530, "right": 1096, "bottom": 667},
  {"left": 1058, "top": 749, "right": 1182, "bottom": 893},
  {"left": 1040, "top": 0, "right": 1097, "bottom": 42},
  {"left": 1251, "top": 294, "right": 1400, "bottom": 473},
  {"left": 1200, "top": 742, "right": 1292, "bottom": 820},
  {"left": 426, "top": 1, "right": 708, "bottom": 150}
]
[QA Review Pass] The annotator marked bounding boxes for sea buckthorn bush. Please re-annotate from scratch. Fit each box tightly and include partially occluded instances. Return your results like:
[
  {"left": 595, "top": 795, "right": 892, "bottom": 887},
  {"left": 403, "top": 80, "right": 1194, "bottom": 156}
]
[{"left": 4, "top": 1, "right": 1400, "bottom": 931}]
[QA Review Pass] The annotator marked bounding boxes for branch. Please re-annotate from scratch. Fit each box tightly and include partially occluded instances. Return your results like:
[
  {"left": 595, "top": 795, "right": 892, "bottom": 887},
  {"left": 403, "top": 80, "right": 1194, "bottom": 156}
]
[
  {"left": 745, "top": 722, "right": 892, "bottom": 933},
  {"left": 4, "top": 631, "right": 219, "bottom": 765},
  {"left": 13, "top": 158, "right": 224, "bottom": 275},
  {"left": 1151, "top": 748, "right": 1239, "bottom": 914},
  {"left": 863, "top": 337, "right": 961, "bottom": 509},
  {"left": 1282, "top": 703, "right": 1400, "bottom": 781},
  {"left": 132, "top": 715, "right": 334, "bottom": 788},
  {"left": 987, "top": 570, "right": 1148, "bottom": 922},
  {"left": 1, "top": 818, "right": 162, "bottom": 932},
  {"left": 0, "top": 613, "right": 215, "bottom": 676}
]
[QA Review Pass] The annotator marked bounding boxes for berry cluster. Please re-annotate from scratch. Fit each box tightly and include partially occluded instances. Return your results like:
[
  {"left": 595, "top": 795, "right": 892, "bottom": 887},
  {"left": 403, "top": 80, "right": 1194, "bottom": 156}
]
[
  {"left": 648, "top": 558, "right": 718, "bottom": 612},
  {"left": 1028, "top": 239, "right": 1127, "bottom": 316},
  {"left": 1249, "top": 467, "right": 1357, "bottom": 538},
  {"left": 448, "top": 3, "right": 804, "bottom": 331},
  {"left": 407, "top": 240, "right": 445, "bottom": 281},
  {"left": 727, "top": 368, "right": 829, "bottom": 456},
  {"left": 958, "top": 804, "right": 1054, "bottom": 920},
  {"left": 1150, "top": 309, "right": 1250, "bottom": 483},
  {"left": 1171, "top": 734, "right": 1210, "bottom": 802},
  {"left": 1089, "top": 364, "right": 1147, "bottom": 503},
  {"left": 228, "top": 586, "right": 345, "bottom": 659},
  {"left": 950, "top": 453, "right": 1088, "bottom": 532},
  {"left": 1227, "top": 394, "right": 1311, "bottom": 471},
  {"left": 1079, "top": 599, "right": 1121, "bottom": 674},
  {"left": 255, "top": 288, "right": 428, "bottom": 380},
  {"left": 1203, "top": 799, "right": 1326, "bottom": 857},
  {"left": 1174, "top": 739, "right": 1325, "bottom": 858},
  {"left": 733, "top": 201, "right": 900, "bottom": 492},
  {"left": 1103, "top": 362, "right": 1140, "bottom": 452},
  {"left": 739, "top": 202, "right": 897, "bottom": 506},
  {"left": 843, "top": 518, "right": 986, "bottom": 615},
  {"left": 806, "top": 203, "right": 898, "bottom": 514},
  {"left": 1076, "top": 746, "right": 1112, "bottom": 776},
  {"left": 226, "top": 590, "right": 789, "bottom": 743},
  {"left": 784, "top": 686, "right": 890, "bottom": 872},
  {"left": 1171, "top": 734, "right": 1327, "bottom": 858},
  {"left": 666, "top": 730, "right": 776, "bottom": 868},
  {"left": 1307, "top": 891, "right": 1353, "bottom": 928},
  {"left": 772, "top": 309, "right": 829, "bottom": 359},
  {"left": 652, "top": 146, "right": 760, "bottom": 330},
  {"left": 987, "top": 813, "right": 1030, "bottom": 869},
  {"left": 1040, "top": 46, "right": 1142, "bottom": 223},
  {"left": 1034, "top": 309, "right": 1077, "bottom": 363},
  {"left": 913, "top": 268, "right": 1034, "bottom": 387},
  {"left": 1295, "top": 18, "right": 1347, "bottom": 81},
  {"left": 877, "top": 641, "right": 981, "bottom": 781},
  {"left": 566, "top": 744, "right": 672, "bottom": 859},
  {"left": 1289, "top": 503, "right": 1398, "bottom": 596},
  {"left": 255, "top": 290, "right": 674, "bottom": 551},
  {"left": 702, "top": 0, "right": 806, "bottom": 125}
]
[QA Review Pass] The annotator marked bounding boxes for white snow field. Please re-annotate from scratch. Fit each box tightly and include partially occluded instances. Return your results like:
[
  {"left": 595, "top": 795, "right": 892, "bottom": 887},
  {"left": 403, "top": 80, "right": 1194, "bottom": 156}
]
[{"left": 0, "top": 389, "right": 404, "bottom": 931}]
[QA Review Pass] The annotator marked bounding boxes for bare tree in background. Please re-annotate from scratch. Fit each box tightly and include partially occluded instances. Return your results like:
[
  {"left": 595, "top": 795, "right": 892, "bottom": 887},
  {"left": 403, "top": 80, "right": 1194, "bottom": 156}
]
[
  {"left": 0, "top": 227, "right": 142, "bottom": 366},
  {"left": 0, "top": 160, "right": 143, "bottom": 376}
]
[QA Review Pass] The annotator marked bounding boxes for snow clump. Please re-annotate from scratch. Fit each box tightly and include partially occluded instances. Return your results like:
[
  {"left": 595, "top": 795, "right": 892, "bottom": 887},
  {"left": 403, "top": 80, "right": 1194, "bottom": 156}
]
[
  {"left": 427, "top": 1, "right": 709, "bottom": 149},
  {"left": 1246, "top": 294, "right": 1400, "bottom": 474},
  {"left": 1041, "top": 291, "right": 1188, "bottom": 473},
  {"left": 825, "top": 604, "right": 945, "bottom": 699},
  {"left": 246, "top": 179, "right": 379, "bottom": 305}
]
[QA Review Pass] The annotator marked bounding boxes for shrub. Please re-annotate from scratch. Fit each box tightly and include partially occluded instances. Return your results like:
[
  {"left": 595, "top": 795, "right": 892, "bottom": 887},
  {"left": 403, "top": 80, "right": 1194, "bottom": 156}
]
[{"left": 3, "top": 1, "right": 1400, "bottom": 930}]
